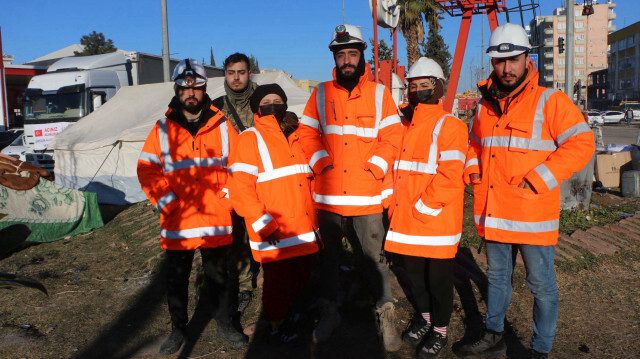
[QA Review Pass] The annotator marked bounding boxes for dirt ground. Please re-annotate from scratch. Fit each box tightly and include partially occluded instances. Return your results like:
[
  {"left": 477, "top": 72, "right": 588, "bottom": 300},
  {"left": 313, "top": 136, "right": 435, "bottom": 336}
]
[{"left": 1, "top": 192, "right": 639, "bottom": 359}]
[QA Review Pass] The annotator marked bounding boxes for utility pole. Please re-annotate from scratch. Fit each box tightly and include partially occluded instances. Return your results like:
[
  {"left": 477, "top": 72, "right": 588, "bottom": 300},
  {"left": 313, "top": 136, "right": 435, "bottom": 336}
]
[
  {"left": 482, "top": 15, "right": 485, "bottom": 79},
  {"left": 583, "top": 1, "right": 594, "bottom": 110},
  {"left": 565, "top": 0, "right": 575, "bottom": 101},
  {"left": 161, "top": 0, "right": 170, "bottom": 82}
]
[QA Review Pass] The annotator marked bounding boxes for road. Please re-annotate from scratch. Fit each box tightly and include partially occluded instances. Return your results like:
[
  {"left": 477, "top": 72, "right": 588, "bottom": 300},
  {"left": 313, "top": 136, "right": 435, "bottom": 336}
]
[{"left": 599, "top": 123, "right": 640, "bottom": 147}]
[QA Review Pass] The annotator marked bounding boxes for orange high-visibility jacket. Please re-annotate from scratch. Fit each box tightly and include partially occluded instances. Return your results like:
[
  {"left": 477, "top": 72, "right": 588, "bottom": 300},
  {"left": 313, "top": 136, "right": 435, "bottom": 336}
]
[
  {"left": 137, "top": 104, "right": 238, "bottom": 250},
  {"left": 385, "top": 104, "right": 468, "bottom": 259},
  {"left": 228, "top": 114, "right": 319, "bottom": 264},
  {"left": 464, "top": 66, "right": 595, "bottom": 245},
  {"left": 297, "top": 64, "right": 403, "bottom": 216}
]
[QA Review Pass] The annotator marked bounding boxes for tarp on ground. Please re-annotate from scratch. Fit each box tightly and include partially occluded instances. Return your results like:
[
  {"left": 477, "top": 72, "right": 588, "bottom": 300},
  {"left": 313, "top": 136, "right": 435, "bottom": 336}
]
[
  {"left": 50, "top": 71, "right": 312, "bottom": 205},
  {"left": 0, "top": 179, "right": 104, "bottom": 242}
]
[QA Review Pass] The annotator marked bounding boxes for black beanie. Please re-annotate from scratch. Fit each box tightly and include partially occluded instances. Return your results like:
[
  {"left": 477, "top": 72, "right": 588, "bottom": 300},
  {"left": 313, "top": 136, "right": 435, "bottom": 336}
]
[{"left": 250, "top": 84, "right": 288, "bottom": 114}]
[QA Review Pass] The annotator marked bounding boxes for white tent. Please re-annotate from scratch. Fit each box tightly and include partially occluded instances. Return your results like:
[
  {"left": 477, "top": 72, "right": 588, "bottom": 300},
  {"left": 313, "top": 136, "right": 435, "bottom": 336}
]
[{"left": 51, "top": 71, "right": 312, "bottom": 205}]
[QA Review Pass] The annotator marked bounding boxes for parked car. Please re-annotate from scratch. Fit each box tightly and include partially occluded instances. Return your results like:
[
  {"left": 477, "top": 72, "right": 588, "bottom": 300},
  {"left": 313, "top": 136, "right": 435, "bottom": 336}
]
[
  {"left": 0, "top": 131, "right": 27, "bottom": 162},
  {"left": 585, "top": 111, "right": 604, "bottom": 126},
  {"left": 601, "top": 111, "right": 626, "bottom": 124}
]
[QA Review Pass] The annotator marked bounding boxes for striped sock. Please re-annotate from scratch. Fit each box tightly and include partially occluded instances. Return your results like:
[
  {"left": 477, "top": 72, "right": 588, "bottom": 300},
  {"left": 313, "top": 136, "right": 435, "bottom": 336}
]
[
  {"left": 421, "top": 312, "right": 431, "bottom": 327},
  {"left": 433, "top": 326, "right": 447, "bottom": 337}
]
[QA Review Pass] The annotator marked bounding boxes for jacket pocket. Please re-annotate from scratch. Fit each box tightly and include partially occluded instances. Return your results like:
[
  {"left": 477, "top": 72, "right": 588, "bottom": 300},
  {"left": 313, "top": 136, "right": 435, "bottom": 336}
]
[{"left": 507, "top": 120, "right": 532, "bottom": 153}]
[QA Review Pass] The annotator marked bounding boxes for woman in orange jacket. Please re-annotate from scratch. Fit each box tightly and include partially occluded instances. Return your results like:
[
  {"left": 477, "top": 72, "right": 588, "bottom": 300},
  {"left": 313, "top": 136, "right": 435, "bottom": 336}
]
[
  {"left": 384, "top": 58, "right": 468, "bottom": 359},
  {"left": 228, "top": 84, "right": 319, "bottom": 345}
]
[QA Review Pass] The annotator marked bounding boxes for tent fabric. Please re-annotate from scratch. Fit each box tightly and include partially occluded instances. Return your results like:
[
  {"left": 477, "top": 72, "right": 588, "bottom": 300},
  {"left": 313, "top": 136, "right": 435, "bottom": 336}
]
[{"left": 51, "top": 71, "right": 312, "bottom": 205}]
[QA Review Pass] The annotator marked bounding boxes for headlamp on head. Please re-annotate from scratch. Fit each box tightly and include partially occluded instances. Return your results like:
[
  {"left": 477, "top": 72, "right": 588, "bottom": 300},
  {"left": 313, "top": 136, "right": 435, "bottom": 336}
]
[
  {"left": 334, "top": 25, "right": 351, "bottom": 43},
  {"left": 487, "top": 43, "right": 531, "bottom": 54},
  {"left": 172, "top": 58, "right": 207, "bottom": 88},
  {"left": 329, "top": 24, "right": 367, "bottom": 50}
]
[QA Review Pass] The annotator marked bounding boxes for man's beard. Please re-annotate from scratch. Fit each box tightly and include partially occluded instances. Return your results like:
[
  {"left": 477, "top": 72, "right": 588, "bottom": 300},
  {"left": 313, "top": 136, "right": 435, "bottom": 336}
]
[
  {"left": 182, "top": 97, "right": 205, "bottom": 115},
  {"left": 338, "top": 64, "right": 359, "bottom": 79},
  {"left": 496, "top": 70, "right": 528, "bottom": 93}
]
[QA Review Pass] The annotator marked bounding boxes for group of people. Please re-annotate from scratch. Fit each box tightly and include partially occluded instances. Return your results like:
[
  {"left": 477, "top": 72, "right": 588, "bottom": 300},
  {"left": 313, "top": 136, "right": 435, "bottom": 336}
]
[{"left": 137, "top": 22, "right": 595, "bottom": 358}]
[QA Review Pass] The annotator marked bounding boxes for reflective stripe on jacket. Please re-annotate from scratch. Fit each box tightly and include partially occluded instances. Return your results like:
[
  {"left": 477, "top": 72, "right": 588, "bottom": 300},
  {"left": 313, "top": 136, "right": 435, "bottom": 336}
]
[
  {"left": 464, "top": 67, "right": 595, "bottom": 245},
  {"left": 297, "top": 64, "right": 403, "bottom": 216},
  {"left": 137, "top": 104, "right": 238, "bottom": 250},
  {"left": 385, "top": 104, "right": 467, "bottom": 259},
  {"left": 228, "top": 114, "right": 319, "bottom": 263}
]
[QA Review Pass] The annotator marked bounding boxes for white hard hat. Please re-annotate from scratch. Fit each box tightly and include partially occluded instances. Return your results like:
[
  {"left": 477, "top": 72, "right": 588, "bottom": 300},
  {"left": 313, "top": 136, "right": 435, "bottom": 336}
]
[
  {"left": 172, "top": 58, "right": 207, "bottom": 87},
  {"left": 486, "top": 23, "right": 531, "bottom": 58},
  {"left": 406, "top": 57, "right": 445, "bottom": 81},
  {"left": 329, "top": 24, "right": 367, "bottom": 50}
]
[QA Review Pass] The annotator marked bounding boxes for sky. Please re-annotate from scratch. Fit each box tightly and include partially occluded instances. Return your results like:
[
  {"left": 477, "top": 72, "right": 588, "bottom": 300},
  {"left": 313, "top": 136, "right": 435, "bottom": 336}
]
[{"left": 1, "top": 0, "right": 638, "bottom": 92}]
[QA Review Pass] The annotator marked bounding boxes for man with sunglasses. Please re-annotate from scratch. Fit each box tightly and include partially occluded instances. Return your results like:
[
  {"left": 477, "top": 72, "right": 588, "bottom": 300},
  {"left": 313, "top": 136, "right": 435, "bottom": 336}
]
[
  {"left": 456, "top": 24, "right": 594, "bottom": 359},
  {"left": 137, "top": 58, "right": 247, "bottom": 354}
]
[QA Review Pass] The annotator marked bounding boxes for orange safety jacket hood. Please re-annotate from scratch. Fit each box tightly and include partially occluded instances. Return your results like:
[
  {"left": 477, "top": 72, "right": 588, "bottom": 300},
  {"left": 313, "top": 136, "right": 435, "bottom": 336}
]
[
  {"left": 228, "top": 114, "right": 319, "bottom": 263},
  {"left": 297, "top": 63, "right": 403, "bottom": 216},
  {"left": 385, "top": 103, "right": 468, "bottom": 259},
  {"left": 464, "top": 66, "right": 595, "bottom": 245},
  {"left": 137, "top": 104, "right": 238, "bottom": 250}
]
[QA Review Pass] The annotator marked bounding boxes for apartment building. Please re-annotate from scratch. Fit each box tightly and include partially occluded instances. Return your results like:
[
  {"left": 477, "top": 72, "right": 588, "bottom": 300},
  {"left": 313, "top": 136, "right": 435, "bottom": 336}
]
[
  {"left": 608, "top": 21, "right": 640, "bottom": 104},
  {"left": 530, "top": 0, "right": 616, "bottom": 107}
]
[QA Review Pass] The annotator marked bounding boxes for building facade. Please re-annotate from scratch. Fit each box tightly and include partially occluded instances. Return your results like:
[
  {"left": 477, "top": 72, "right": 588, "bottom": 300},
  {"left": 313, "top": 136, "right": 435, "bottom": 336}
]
[
  {"left": 530, "top": 0, "right": 616, "bottom": 108},
  {"left": 608, "top": 21, "right": 640, "bottom": 105}
]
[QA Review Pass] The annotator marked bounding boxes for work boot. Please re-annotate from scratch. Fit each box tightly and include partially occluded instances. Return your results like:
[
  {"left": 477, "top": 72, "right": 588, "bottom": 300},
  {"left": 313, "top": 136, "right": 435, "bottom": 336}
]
[
  {"left": 159, "top": 327, "right": 186, "bottom": 355},
  {"left": 376, "top": 302, "right": 402, "bottom": 352},
  {"left": 418, "top": 331, "right": 448, "bottom": 359},
  {"left": 453, "top": 329, "right": 506, "bottom": 358},
  {"left": 403, "top": 313, "right": 431, "bottom": 345},
  {"left": 237, "top": 290, "right": 252, "bottom": 314},
  {"left": 312, "top": 299, "right": 341, "bottom": 343},
  {"left": 528, "top": 348, "right": 549, "bottom": 359},
  {"left": 216, "top": 319, "right": 248, "bottom": 347}
]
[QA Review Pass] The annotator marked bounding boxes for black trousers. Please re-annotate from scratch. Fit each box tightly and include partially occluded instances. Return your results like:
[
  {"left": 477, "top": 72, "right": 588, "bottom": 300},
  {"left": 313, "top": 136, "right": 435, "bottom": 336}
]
[
  {"left": 165, "top": 246, "right": 232, "bottom": 331},
  {"left": 400, "top": 254, "right": 454, "bottom": 328},
  {"left": 316, "top": 210, "right": 393, "bottom": 307}
]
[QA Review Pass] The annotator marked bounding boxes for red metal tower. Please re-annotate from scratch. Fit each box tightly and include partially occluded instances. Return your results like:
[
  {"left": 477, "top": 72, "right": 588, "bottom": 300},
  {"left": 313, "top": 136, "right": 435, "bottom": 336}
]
[{"left": 435, "top": 1, "right": 507, "bottom": 112}]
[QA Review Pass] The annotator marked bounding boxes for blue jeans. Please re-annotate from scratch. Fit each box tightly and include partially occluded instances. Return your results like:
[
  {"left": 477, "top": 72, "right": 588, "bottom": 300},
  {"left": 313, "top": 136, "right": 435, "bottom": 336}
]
[{"left": 485, "top": 241, "right": 559, "bottom": 354}]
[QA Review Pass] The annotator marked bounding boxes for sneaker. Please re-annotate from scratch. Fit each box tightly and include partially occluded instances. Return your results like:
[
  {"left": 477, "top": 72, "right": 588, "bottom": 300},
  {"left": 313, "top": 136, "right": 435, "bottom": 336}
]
[
  {"left": 529, "top": 348, "right": 549, "bottom": 359},
  {"left": 237, "top": 290, "right": 252, "bottom": 314},
  {"left": 376, "top": 302, "right": 402, "bottom": 352},
  {"left": 216, "top": 319, "right": 249, "bottom": 347},
  {"left": 418, "top": 331, "right": 448, "bottom": 359},
  {"left": 403, "top": 313, "right": 431, "bottom": 345},
  {"left": 159, "top": 328, "right": 186, "bottom": 355},
  {"left": 453, "top": 330, "right": 506, "bottom": 358},
  {"left": 312, "top": 299, "right": 342, "bottom": 343}
]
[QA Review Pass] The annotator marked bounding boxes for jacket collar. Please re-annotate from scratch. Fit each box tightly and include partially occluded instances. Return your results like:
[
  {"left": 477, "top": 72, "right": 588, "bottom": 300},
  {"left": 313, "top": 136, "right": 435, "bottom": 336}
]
[
  {"left": 165, "top": 95, "right": 223, "bottom": 133},
  {"left": 412, "top": 101, "right": 446, "bottom": 125}
]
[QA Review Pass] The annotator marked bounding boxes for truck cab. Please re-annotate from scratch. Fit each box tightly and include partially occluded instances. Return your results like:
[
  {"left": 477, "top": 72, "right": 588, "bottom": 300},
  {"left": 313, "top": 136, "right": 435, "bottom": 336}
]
[{"left": 23, "top": 52, "right": 129, "bottom": 170}]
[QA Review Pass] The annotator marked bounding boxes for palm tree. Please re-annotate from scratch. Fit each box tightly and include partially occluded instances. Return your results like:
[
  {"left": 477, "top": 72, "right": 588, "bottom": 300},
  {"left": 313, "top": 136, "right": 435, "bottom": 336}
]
[{"left": 398, "top": 0, "right": 442, "bottom": 66}]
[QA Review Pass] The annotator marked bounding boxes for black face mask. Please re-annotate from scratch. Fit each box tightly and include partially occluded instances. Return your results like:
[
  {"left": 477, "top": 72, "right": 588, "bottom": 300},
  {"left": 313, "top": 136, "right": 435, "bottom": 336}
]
[
  {"left": 408, "top": 89, "right": 434, "bottom": 107},
  {"left": 259, "top": 103, "right": 288, "bottom": 121}
]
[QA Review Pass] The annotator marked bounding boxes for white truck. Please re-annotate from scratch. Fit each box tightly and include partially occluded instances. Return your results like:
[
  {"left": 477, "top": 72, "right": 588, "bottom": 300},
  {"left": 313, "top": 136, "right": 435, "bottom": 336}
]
[{"left": 22, "top": 51, "right": 221, "bottom": 170}]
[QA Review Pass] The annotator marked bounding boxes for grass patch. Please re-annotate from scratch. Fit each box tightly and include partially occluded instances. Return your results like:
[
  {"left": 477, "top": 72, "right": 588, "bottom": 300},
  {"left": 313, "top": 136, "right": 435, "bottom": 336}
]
[{"left": 559, "top": 202, "right": 640, "bottom": 235}]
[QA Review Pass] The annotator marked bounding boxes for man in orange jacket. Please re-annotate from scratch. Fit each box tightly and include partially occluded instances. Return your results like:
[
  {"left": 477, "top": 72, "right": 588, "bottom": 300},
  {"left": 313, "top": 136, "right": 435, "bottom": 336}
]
[
  {"left": 455, "top": 24, "right": 595, "bottom": 359},
  {"left": 385, "top": 57, "right": 468, "bottom": 359},
  {"left": 137, "top": 58, "right": 247, "bottom": 354},
  {"left": 297, "top": 24, "right": 403, "bottom": 350}
]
